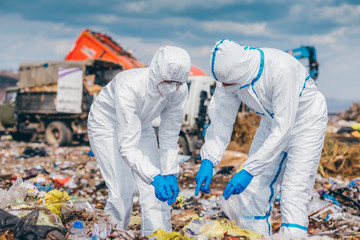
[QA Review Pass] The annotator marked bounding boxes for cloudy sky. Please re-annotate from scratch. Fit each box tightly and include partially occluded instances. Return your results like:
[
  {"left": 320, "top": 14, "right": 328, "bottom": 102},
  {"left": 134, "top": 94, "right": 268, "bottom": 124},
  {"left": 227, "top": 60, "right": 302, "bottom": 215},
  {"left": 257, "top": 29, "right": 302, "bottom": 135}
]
[{"left": 0, "top": 0, "right": 359, "bottom": 102}]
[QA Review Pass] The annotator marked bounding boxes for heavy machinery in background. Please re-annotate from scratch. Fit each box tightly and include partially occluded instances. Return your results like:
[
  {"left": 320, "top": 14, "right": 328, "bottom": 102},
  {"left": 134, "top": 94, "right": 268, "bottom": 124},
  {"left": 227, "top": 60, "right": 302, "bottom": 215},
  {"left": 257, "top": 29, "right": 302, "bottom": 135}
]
[
  {"left": 0, "top": 28, "right": 320, "bottom": 154},
  {"left": 0, "top": 60, "right": 124, "bottom": 145},
  {"left": 0, "top": 29, "right": 215, "bottom": 151},
  {"left": 286, "top": 46, "right": 319, "bottom": 80}
]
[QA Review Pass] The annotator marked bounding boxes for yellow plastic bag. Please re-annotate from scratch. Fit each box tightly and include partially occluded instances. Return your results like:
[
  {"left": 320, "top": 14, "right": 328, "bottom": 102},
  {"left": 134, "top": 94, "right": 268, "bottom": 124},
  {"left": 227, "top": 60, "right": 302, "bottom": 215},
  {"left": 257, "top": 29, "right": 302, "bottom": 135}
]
[
  {"left": 149, "top": 228, "right": 193, "bottom": 240},
  {"left": 184, "top": 217, "right": 262, "bottom": 240},
  {"left": 43, "top": 189, "right": 69, "bottom": 217},
  {"left": 210, "top": 218, "right": 262, "bottom": 240}
]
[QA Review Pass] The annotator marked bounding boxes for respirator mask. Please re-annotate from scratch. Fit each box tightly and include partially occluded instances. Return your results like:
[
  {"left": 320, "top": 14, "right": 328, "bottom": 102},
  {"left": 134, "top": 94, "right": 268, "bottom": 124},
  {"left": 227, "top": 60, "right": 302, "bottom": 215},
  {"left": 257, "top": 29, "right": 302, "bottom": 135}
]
[{"left": 157, "top": 81, "right": 182, "bottom": 98}]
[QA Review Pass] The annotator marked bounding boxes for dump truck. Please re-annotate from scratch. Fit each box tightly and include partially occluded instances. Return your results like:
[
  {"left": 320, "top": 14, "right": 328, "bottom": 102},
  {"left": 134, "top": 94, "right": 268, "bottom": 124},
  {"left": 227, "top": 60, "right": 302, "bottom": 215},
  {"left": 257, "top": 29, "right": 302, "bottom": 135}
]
[{"left": 0, "top": 59, "right": 124, "bottom": 146}]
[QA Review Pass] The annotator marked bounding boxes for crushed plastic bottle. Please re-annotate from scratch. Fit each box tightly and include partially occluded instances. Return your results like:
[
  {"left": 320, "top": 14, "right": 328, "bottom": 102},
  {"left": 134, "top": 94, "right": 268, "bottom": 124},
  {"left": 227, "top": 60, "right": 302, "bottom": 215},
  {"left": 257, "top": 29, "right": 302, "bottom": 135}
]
[
  {"left": 216, "top": 195, "right": 248, "bottom": 228},
  {"left": 68, "top": 220, "right": 90, "bottom": 240}
]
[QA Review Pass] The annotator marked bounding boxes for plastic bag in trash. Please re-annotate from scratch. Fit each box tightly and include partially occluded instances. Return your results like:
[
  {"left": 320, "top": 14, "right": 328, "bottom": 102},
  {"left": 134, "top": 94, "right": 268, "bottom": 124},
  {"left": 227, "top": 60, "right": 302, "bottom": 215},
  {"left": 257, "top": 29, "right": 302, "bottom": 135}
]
[
  {"left": 91, "top": 221, "right": 112, "bottom": 239},
  {"left": 43, "top": 189, "right": 70, "bottom": 217},
  {"left": 216, "top": 195, "right": 267, "bottom": 235},
  {"left": 149, "top": 228, "right": 192, "bottom": 240},
  {"left": 35, "top": 182, "right": 55, "bottom": 192},
  {"left": 347, "top": 177, "right": 360, "bottom": 187},
  {"left": 7, "top": 204, "right": 64, "bottom": 228},
  {"left": 0, "top": 177, "right": 44, "bottom": 209},
  {"left": 0, "top": 208, "right": 67, "bottom": 239},
  {"left": 216, "top": 195, "right": 246, "bottom": 225},
  {"left": 183, "top": 217, "right": 262, "bottom": 239}
]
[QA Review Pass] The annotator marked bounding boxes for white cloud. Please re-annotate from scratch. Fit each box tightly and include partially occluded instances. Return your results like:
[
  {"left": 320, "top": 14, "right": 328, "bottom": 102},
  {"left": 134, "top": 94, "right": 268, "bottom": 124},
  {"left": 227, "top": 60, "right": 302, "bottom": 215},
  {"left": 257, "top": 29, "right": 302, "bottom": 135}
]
[
  {"left": 201, "top": 20, "right": 272, "bottom": 37},
  {"left": 0, "top": 13, "right": 81, "bottom": 69},
  {"left": 315, "top": 4, "right": 360, "bottom": 24},
  {"left": 110, "top": 34, "right": 162, "bottom": 65},
  {"left": 91, "top": 14, "right": 121, "bottom": 24},
  {"left": 121, "top": 0, "right": 239, "bottom": 13},
  {"left": 288, "top": 2, "right": 360, "bottom": 25}
]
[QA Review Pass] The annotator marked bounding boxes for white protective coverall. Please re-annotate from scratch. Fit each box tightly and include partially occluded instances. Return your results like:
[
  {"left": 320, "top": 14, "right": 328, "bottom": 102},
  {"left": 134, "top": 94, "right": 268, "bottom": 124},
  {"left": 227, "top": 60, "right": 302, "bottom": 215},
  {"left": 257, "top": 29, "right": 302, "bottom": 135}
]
[
  {"left": 87, "top": 45, "right": 190, "bottom": 236},
  {"left": 200, "top": 39, "right": 328, "bottom": 237}
]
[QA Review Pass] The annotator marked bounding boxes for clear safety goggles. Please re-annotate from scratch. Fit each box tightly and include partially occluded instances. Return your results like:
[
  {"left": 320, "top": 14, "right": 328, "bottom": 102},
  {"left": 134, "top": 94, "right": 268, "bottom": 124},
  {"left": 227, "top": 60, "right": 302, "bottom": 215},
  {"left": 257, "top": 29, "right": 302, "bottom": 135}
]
[
  {"left": 160, "top": 80, "right": 184, "bottom": 90},
  {"left": 221, "top": 82, "right": 239, "bottom": 87}
]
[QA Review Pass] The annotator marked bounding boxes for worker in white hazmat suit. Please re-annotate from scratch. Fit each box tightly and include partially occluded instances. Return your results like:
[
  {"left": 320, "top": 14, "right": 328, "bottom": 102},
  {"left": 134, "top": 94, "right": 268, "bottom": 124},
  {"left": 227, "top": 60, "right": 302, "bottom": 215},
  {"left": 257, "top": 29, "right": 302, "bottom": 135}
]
[
  {"left": 87, "top": 45, "right": 191, "bottom": 237},
  {"left": 195, "top": 39, "right": 327, "bottom": 238}
]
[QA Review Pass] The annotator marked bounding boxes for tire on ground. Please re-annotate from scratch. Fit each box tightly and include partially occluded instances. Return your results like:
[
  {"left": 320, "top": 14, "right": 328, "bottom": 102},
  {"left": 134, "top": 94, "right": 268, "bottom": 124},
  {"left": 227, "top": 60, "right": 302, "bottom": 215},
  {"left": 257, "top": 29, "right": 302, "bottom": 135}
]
[{"left": 45, "top": 121, "right": 73, "bottom": 146}]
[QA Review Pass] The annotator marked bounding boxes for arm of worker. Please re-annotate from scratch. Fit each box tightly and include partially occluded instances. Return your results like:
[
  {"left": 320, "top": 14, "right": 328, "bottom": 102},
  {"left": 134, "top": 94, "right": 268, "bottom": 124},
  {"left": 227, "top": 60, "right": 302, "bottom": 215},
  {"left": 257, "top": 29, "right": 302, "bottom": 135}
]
[
  {"left": 242, "top": 67, "right": 301, "bottom": 176},
  {"left": 195, "top": 83, "right": 241, "bottom": 195},
  {"left": 114, "top": 82, "right": 161, "bottom": 185},
  {"left": 158, "top": 84, "right": 188, "bottom": 176},
  {"left": 200, "top": 82, "right": 242, "bottom": 166}
]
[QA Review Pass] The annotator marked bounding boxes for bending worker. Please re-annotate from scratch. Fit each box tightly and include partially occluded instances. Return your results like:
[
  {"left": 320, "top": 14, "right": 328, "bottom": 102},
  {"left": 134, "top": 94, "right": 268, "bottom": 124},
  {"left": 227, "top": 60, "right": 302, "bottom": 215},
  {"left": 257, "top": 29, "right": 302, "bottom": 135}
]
[
  {"left": 195, "top": 39, "right": 327, "bottom": 237},
  {"left": 88, "top": 45, "right": 191, "bottom": 237}
]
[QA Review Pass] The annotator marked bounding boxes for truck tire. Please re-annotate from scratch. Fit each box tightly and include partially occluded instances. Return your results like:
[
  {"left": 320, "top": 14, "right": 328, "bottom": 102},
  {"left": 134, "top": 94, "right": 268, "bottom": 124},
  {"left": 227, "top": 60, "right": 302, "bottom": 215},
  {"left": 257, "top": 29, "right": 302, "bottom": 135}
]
[
  {"left": 45, "top": 121, "right": 73, "bottom": 146},
  {"left": 178, "top": 135, "right": 190, "bottom": 155}
]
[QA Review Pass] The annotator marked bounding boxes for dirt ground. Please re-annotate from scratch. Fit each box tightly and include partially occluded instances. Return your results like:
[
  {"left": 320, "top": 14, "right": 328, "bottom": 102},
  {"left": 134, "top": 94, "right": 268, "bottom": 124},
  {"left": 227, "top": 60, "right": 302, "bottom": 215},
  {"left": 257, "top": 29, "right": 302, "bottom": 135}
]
[{"left": 0, "top": 112, "right": 359, "bottom": 239}]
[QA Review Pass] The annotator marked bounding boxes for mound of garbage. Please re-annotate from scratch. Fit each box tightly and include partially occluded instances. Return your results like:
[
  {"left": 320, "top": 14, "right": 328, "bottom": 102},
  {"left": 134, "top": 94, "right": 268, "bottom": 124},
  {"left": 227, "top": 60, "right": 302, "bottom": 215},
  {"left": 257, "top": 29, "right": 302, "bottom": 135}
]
[{"left": 0, "top": 112, "right": 359, "bottom": 239}]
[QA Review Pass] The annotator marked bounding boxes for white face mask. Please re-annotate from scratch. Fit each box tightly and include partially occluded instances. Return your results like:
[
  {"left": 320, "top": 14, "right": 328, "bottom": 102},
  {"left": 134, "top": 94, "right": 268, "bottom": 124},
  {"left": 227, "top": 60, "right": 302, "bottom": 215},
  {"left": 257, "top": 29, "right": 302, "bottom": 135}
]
[
  {"left": 222, "top": 84, "right": 240, "bottom": 94},
  {"left": 157, "top": 82, "right": 178, "bottom": 98}
]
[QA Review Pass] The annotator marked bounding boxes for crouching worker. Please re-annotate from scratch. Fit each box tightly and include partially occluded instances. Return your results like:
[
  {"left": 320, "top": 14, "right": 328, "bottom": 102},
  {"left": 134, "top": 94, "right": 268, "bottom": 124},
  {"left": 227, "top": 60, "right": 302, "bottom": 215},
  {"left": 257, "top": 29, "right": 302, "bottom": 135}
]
[
  {"left": 87, "top": 45, "right": 191, "bottom": 237},
  {"left": 195, "top": 39, "right": 327, "bottom": 238}
]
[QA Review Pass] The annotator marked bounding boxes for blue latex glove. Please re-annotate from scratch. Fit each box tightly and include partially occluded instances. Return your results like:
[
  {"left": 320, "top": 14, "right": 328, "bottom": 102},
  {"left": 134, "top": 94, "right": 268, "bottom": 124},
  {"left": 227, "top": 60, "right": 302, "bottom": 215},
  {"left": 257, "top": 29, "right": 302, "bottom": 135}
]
[
  {"left": 223, "top": 169, "right": 253, "bottom": 200},
  {"left": 152, "top": 174, "right": 172, "bottom": 202},
  {"left": 195, "top": 159, "right": 213, "bottom": 196},
  {"left": 164, "top": 175, "right": 179, "bottom": 205}
]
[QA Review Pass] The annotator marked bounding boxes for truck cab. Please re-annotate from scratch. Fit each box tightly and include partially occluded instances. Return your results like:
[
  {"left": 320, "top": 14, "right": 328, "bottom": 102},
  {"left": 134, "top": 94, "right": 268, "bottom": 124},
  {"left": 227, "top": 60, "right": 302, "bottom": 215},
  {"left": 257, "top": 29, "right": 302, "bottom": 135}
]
[{"left": 0, "top": 87, "right": 18, "bottom": 132}]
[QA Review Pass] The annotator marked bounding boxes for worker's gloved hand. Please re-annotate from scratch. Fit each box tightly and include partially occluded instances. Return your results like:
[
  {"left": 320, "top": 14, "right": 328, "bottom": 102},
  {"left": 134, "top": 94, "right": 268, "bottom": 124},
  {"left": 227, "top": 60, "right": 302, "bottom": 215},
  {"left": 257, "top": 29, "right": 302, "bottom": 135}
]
[
  {"left": 195, "top": 159, "right": 213, "bottom": 196},
  {"left": 164, "top": 175, "right": 179, "bottom": 205},
  {"left": 152, "top": 174, "right": 172, "bottom": 202},
  {"left": 223, "top": 169, "right": 253, "bottom": 200}
]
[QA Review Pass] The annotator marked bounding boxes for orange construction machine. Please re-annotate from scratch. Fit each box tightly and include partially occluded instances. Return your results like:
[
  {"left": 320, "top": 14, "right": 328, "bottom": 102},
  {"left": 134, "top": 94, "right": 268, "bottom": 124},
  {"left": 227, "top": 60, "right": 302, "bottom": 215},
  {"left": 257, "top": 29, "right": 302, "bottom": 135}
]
[{"left": 65, "top": 29, "right": 145, "bottom": 69}]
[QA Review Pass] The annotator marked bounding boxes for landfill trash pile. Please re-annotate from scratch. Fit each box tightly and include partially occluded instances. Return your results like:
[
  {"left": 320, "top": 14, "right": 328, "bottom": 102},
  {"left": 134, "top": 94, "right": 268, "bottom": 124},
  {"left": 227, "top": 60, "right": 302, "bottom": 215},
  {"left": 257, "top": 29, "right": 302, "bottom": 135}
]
[
  {"left": 319, "top": 134, "right": 360, "bottom": 179},
  {"left": 305, "top": 176, "right": 360, "bottom": 239},
  {"left": 340, "top": 102, "right": 360, "bottom": 122},
  {"left": 1, "top": 113, "right": 360, "bottom": 240},
  {"left": 327, "top": 102, "right": 360, "bottom": 139},
  {"left": 317, "top": 105, "right": 360, "bottom": 179}
]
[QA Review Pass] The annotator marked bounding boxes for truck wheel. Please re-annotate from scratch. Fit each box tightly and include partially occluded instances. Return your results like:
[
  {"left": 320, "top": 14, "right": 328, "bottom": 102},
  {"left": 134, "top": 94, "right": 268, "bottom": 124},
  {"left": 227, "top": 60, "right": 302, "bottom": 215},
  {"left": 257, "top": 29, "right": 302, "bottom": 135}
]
[
  {"left": 178, "top": 135, "right": 190, "bottom": 155},
  {"left": 45, "top": 121, "right": 73, "bottom": 146}
]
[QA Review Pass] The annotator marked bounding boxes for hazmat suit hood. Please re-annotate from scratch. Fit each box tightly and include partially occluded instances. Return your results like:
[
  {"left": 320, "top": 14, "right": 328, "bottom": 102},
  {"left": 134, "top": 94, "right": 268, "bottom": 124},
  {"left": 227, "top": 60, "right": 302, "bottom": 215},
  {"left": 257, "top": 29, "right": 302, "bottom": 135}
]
[
  {"left": 210, "top": 39, "right": 261, "bottom": 87},
  {"left": 149, "top": 45, "right": 191, "bottom": 86}
]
